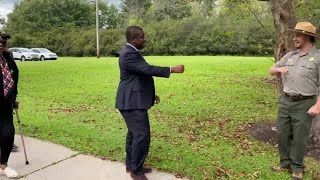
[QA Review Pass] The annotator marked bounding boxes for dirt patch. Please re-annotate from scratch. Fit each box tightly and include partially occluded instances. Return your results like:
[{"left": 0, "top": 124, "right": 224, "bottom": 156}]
[
  {"left": 260, "top": 77, "right": 276, "bottom": 85},
  {"left": 248, "top": 122, "right": 320, "bottom": 160},
  {"left": 48, "top": 104, "right": 92, "bottom": 114}
]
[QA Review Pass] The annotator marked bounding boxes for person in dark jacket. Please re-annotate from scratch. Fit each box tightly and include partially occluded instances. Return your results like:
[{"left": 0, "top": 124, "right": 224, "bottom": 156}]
[
  {"left": 0, "top": 35, "right": 19, "bottom": 178},
  {"left": 115, "top": 26, "right": 184, "bottom": 180},
  {"left": 0, "top": 31, "right": 19, "bottom": 153}
]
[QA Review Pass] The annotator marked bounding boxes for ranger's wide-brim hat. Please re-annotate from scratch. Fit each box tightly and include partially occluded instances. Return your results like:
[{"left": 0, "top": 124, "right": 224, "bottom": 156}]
[{"left": 288, "top": 22, "right": 319, "bottom": 38}]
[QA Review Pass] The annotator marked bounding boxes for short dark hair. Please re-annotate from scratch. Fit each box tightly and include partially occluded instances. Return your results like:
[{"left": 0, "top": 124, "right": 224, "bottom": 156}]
[
  {"left": 310, "top": 36, "right": 316, "bottom": 44},
  {"left": 0, "top": 31, "right": 11, "bottom": 41},
  {"left": 126, "top": 26, "right": 143, "bottom": 41}
]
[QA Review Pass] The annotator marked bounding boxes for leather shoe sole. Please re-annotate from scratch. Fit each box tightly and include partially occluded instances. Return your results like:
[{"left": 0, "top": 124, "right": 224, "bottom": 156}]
[
  {"left": 130, "top": 172, "right": 148, "bottom": 180},
  {"left": 126, "top": 167, "right": 152, "bottom": 174}
]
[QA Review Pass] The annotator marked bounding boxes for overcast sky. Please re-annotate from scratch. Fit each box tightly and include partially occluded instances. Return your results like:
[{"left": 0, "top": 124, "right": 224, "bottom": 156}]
[
  {"left": 0, "top": 0, "right": 121, "bottom": 19},
  {"left": 0, "top": 0, "right": 16, "bottom": 18}
]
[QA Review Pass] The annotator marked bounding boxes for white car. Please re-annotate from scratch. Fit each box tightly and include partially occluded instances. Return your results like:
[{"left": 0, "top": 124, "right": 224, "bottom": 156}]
[
  {"left": 31, "top": 48, "right": 58, "bottom": 61},
  {"left": 9, "top": 47, "right": 39, "bottom": 61}
]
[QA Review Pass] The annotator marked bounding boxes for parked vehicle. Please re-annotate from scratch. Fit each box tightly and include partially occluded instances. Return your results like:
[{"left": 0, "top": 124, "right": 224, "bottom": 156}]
[
  {"left": 31, "top": 48, "right": 58, "bottom": 60},
  {"left": 8, "top": 47, "right": 39, "bottom": 61}
]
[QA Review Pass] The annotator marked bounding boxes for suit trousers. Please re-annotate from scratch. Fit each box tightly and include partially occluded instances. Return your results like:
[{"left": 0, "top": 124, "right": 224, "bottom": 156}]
[
  {"left": 277, "top": 95, "right": 316, "bottom": 173},
  {"left": 0, "top": 101, "right": 15, "bottom": 165},
  {"left": 120, "top": 109, "right": 150, "bottom": 175}
]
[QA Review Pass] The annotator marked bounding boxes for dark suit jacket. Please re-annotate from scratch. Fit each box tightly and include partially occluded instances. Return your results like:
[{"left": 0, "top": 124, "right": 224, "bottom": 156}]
[
  {"left": 0, "top": 50, "right": 19, "bottom": 109},
  {"left": 115, "top": 45, "right": 170, "bottom": 110}
]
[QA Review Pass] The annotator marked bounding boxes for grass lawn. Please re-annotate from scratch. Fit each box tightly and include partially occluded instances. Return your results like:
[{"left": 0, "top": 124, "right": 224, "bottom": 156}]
[{"left": 16, "top": 56, "right": 320, "bottom": 179}]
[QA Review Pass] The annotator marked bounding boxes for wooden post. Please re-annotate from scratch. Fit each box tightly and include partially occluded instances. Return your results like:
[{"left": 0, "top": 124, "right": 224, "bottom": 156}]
[{"left": 96, "top": 0, "right": 100, "bottom": 59}]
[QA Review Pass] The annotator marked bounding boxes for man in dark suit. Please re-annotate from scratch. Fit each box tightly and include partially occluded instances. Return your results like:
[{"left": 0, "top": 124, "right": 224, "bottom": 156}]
[{"left": 115, "top": 26, "right": 184, "bottom": 180}]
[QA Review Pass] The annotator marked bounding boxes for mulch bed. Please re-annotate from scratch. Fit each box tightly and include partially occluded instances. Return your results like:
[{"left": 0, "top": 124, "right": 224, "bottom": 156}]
[{"left": 248, "top": 122, "right": 320, "bottom": 160}]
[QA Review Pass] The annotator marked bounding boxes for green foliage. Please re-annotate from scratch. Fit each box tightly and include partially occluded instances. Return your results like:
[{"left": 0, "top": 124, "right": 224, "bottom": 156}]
[
  {"left": 4, "top": 0, "right": 276, "bottom": 56},
  {"left": 104, "top": 4, "right": 124, "bottom": 28},
  {"left": 294, "top": 0, "right": 320, "bottom": 27},
  {"left": 220, "top": 0, "right": 270, "bottom": 20},
  {"left": 148, "top": 0, "right": 192, "bottom": 21},
  {"left": 6, "top": 15, "right": 274, "bottom": 56},
  {"left": 5, "top": 0, "right": 123, "bottom": 33},
  {"left": 143, "top": 15, "right": 273, "bottom": 56},
  {"left": 121, "top": 0, "right": 152, "bottom": 22},
  {"left": 6, "top": 0, "right": 94, "bottom": 33},
  {"left": 6, "top": 26, "right": 123, "bottom": 57},
  {"left": 199, "top": 0, "right": 217, "bottom": 17}
]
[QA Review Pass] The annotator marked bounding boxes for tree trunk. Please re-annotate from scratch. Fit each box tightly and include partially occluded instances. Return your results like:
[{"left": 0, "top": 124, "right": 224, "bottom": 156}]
[{"left": 270, "top": 0, "right": 296, "bottom": 96}]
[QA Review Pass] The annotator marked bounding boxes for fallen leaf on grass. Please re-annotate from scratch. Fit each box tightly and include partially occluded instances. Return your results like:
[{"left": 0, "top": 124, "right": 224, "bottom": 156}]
[
  {"left": 215, "top": 166, "right": 231, "bottom": 177},
  {"left": 312, "top": 172, "right": 320, "bottom": 180},
  {"left": 175, "top": 173, "right": 184, "bottom": 178},
  {"left": 251, "top": 171, "right": 261, "bottom": 178}
]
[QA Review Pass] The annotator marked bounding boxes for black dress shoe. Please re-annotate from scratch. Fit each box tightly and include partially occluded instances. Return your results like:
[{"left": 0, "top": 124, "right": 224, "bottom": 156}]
[
  {"left": 130, "top": 172, "right": 148, "bottom": 180},
  {"left": 141, "top": 167, "right": 152, "bottom": 173},
  {"left": 126, "top": 167, "right": 152, "bottom": 174}
]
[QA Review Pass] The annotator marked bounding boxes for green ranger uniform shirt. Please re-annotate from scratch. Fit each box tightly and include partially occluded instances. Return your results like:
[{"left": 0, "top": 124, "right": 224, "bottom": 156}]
[{"left": 275, "top": 47, "right": 320, "bottom": 96}]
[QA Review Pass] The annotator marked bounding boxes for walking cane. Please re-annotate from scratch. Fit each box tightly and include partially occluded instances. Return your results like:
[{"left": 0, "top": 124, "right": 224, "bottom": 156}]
[{"left": 14, "top": 108, "right": 29, "bottom": 165}]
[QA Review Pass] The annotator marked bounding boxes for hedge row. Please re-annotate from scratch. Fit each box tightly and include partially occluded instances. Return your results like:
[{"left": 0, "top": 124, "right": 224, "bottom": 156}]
[{"left": 7, "top": 16, "right": 275, "bottom": 56}]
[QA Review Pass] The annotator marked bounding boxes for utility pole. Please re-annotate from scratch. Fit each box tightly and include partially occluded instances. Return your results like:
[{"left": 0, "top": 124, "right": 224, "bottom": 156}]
[{"left": 96, "top": 0, "right": 100, "bottom": 59}]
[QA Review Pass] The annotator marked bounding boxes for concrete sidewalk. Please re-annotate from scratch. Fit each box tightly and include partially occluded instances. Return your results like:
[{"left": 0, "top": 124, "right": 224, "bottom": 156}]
[{"left": 1, "top": 135, "right": 187, "bottom": 180}]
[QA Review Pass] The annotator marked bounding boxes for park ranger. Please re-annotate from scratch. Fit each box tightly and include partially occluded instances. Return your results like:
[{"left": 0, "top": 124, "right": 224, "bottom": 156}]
[{"left": 270, "top": 22, "right": 320, "bottom": 180}]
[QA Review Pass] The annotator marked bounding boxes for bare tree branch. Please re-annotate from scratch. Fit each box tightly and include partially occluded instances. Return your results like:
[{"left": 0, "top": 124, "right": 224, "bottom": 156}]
[
  {"left": 224, "top": 0, "right": 274, "bottom": 42},
  {"left": 247, "top": 5, "right": 275, "bottom": 43}
]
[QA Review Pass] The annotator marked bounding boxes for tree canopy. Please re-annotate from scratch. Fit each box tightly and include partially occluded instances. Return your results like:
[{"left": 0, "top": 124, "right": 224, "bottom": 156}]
[
  {"left": 3, "top": 0, "right": 320, "bottom": 56},
  {"left": 5, "top": 0, "right": 121, "bottom": 33}
]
